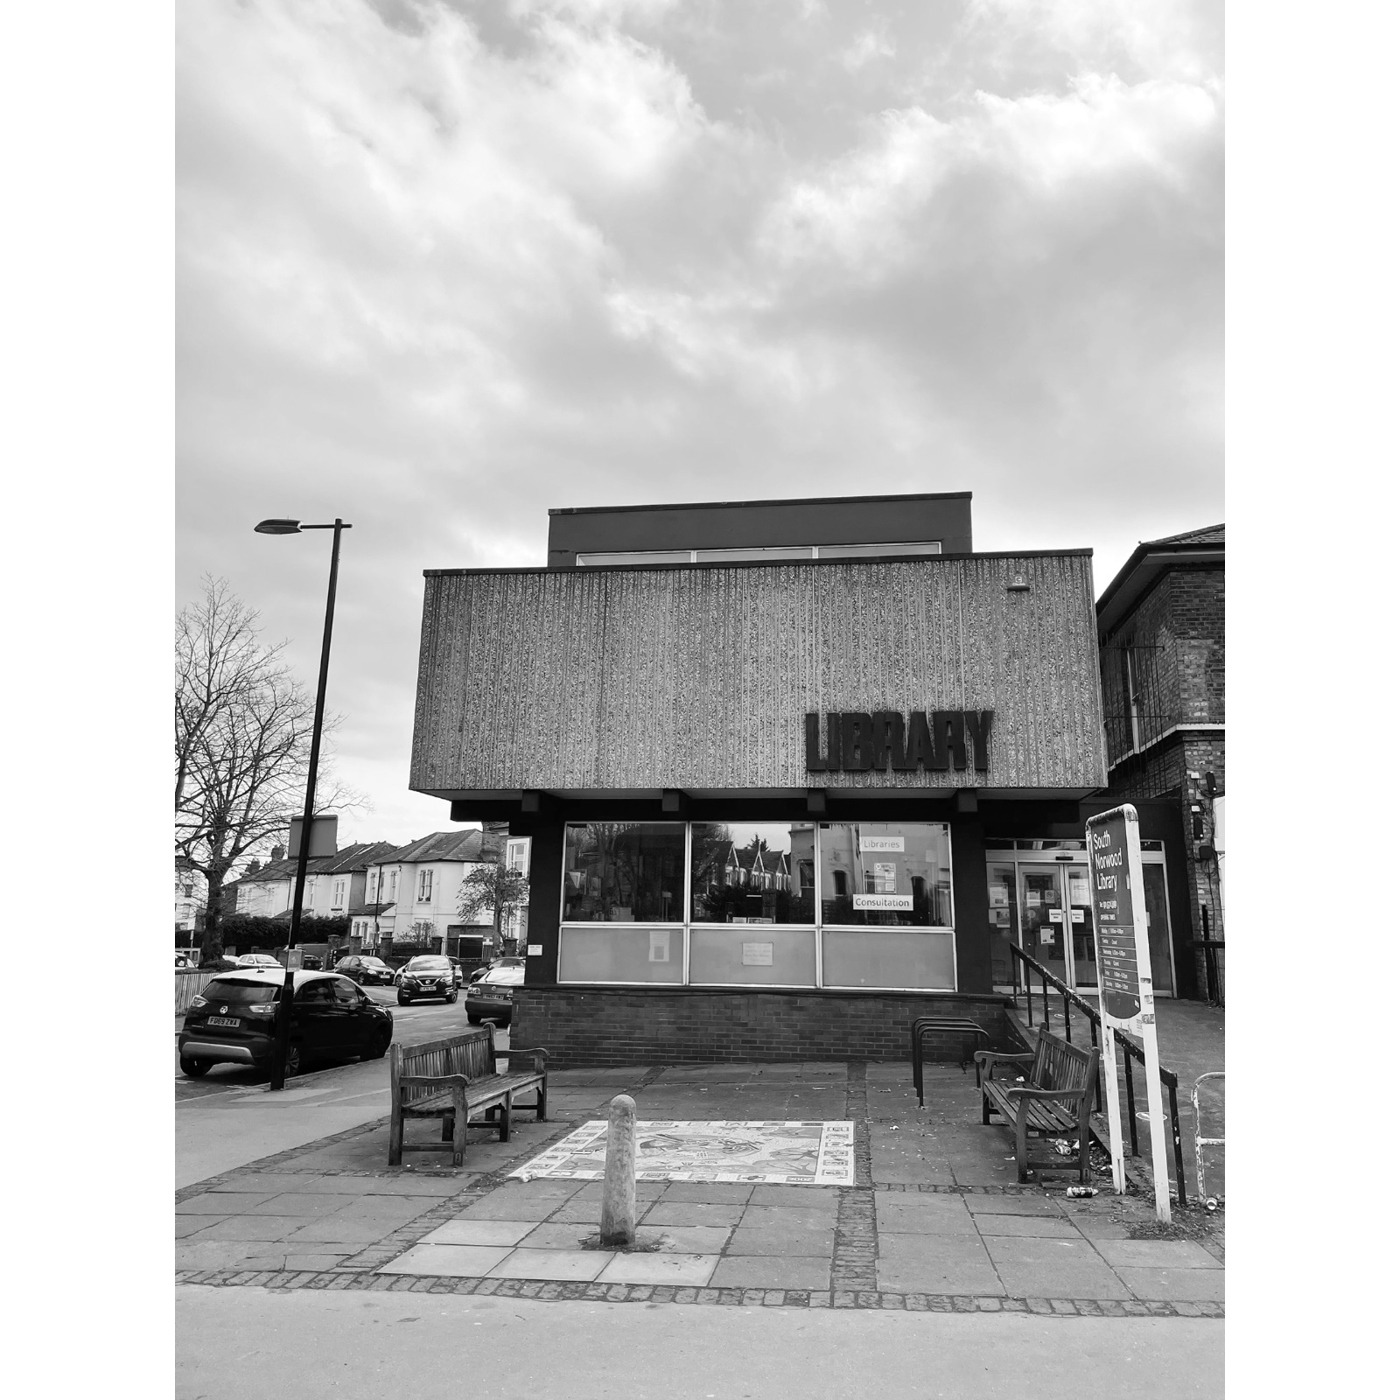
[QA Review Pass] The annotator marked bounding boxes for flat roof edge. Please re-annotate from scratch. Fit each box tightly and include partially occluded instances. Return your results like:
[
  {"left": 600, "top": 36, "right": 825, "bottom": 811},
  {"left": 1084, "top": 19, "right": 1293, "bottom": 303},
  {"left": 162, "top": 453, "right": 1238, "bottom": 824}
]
[
  {"left": 425, "top": 548, "right": 1093, "bottom": 578},
  {"left": 548, "top": 491, "right": 974, "bottom": 517}
]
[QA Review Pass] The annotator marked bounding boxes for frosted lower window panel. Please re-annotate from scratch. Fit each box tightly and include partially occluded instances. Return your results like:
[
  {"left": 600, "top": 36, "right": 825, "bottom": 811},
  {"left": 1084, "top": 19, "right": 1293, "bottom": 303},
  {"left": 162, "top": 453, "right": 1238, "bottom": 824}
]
[
  {"left": 821, "top": 930, "right": 955, "bottom": 990},
  {"left": 558, "top": 927, "right": 684, "bottom": 984},
  {"left": 687, "top": 928, "right": 816, "bottom": 987}
]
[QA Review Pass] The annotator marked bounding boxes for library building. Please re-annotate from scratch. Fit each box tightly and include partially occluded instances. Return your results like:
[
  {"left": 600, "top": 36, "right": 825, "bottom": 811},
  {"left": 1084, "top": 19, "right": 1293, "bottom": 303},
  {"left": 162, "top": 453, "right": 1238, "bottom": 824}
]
[{"left": 409, "top": 493, "right": 1193, "bottom": 1066}]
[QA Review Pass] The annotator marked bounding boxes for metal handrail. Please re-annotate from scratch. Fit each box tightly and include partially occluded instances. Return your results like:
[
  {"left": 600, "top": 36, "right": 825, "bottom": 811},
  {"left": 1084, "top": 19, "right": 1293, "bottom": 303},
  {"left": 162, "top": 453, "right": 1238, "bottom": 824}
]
[{"left": 1008, "top": 945, "right": 1187, "bottom": 1206}]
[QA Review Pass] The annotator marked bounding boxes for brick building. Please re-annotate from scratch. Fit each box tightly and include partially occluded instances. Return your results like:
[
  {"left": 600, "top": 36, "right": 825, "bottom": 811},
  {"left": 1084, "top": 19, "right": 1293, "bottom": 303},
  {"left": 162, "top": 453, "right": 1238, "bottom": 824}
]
[{"left": 1096, "top": 525, "right": 1225, "bottom": 1002}]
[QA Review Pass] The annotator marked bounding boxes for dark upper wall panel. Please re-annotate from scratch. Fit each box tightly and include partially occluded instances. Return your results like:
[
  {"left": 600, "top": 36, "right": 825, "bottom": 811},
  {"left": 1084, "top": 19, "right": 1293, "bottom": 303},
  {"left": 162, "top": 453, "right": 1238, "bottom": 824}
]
[{"left": 546, "top": 493, "right": 975, "bottom": 567}]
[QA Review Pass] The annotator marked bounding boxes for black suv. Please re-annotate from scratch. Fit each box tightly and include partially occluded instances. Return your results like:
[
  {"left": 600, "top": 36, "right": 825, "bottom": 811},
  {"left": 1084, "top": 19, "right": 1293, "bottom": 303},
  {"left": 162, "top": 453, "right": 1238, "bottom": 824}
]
[
  {"left": 334, "top": 954, "right": 396, "bottom": 986},
  {"left": 179, "top": 970, "right": 394, "bottom": 1078}
]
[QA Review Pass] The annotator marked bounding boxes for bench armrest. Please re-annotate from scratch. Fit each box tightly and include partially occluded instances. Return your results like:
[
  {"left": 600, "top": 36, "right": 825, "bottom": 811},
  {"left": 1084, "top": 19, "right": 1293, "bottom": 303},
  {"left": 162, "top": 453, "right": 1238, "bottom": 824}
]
[
  {"left": 503, "top": 1047, "right": 549, "bottom": 1072},
  {"left": 974, "top": 1051, "right": 1032, "bottom": 1080},
  {"left": 1003, "top": 1086, "right": 1090, "bottom": 1104}
]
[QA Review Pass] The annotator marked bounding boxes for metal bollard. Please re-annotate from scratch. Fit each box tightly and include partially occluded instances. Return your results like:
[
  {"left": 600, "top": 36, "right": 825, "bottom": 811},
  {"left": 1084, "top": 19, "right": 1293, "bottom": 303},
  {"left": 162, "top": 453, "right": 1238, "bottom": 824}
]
[{"left": 599, "top": 1094, "right": 638, "bottom": 1247}]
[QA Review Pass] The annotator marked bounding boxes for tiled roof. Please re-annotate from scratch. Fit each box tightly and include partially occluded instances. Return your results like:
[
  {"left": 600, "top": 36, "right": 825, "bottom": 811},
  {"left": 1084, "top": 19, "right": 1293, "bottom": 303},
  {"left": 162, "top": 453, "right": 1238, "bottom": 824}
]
[
  {"left": 317, "top": 841, "right": 402, "bottom": 874},
  {"left": 374, "top": 830, "right": 505, "bottom": 865},
  {"left": 1142, "top": 523, "right": 1224, "bottom": 547}
]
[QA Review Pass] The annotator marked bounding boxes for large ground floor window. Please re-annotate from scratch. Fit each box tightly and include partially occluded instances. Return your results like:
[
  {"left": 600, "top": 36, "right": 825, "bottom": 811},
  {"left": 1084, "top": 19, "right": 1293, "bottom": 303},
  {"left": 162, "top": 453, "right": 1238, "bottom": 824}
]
[{"left": 558, "top": 820, "right": 956, "bottom": 991}]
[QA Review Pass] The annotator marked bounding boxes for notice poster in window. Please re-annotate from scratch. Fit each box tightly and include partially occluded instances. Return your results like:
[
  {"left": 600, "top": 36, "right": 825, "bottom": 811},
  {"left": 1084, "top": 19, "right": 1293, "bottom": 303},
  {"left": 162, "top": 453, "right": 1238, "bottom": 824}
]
[
  {"left": 853, "top": 894, "right": 914, "bottom": 911},
  {"left": 860, "top": 835, "right": 904, "bottom": 852},
  {"left": 1069, "top": 872, "right": 1091, "bottom": 905},
  {"left": 1039, "top": 927, "right": 1055, "bottom": 945},
  {"left": 989, "top": 887, "right": 1009, "bottom": 907},
  {"left": 649, "top": 931, "right": 670, "bottom": 963},
  {"left": 742, "top": 942, "right": 774, "bottom": 966},
  {"left": 873, "top": 861, "right": 896, "bottom": 893}
]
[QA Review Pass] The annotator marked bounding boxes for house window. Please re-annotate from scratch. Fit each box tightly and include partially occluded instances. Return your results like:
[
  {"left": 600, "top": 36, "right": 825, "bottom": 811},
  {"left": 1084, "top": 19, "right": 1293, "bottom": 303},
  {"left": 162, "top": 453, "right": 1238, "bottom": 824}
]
[
  {"left": 332, "top": 879, "right": 346, "bottom": 909},
  {"left": 418, "top": 869, "right": 433, "bottom": 902},
  {"left": 389, "top": 870, "right": 399, "bottom": 901}
]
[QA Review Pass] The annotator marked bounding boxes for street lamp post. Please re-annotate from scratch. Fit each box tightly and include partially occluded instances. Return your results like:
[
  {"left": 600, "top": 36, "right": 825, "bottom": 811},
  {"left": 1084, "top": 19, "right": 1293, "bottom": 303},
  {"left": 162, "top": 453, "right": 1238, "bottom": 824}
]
[{"left": 254, "top": 516, "right": 352, "bottom": 1092}]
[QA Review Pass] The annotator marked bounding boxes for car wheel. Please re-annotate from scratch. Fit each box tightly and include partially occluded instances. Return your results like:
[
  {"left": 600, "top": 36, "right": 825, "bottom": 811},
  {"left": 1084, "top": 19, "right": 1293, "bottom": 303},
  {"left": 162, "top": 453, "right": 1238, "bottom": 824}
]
[
  {"left": 364, "top": 1032, "right": 390, "bottom": 1060},
  {"left": 446, "top": 990, "right": 458, "bottom": 1004},
  {"left": 284, "top": 1043, "right": 302, "bottom": 1078},
  {"left": 466, "top": 1013, "right": 480, "bottom": 1024},
  {"left": 180, "top": 1057, "right": 210, "bottom": 1077}
]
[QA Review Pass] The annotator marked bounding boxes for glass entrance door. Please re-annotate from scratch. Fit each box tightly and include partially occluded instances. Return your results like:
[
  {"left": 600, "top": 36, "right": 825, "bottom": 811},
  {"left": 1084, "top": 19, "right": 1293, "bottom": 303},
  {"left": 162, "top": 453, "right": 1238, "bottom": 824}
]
[
  {"left": 1016, "top": 863, "right": 1095, "bottom": 989},
  {"left": 1018, "top": 865, "right": 1067, "bottom": 985}
]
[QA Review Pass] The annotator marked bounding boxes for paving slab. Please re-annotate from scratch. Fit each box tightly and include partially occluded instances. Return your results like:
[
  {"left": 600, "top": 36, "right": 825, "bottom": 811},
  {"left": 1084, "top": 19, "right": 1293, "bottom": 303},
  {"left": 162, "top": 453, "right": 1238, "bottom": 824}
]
[
  {"left": 958, "top": 1194, "right": 1065, "bottom": 1216},
  {"left": 1116, "top": 1267, "right": 1226, "bottom": 1302},
  {"left": 197, "top": 1174, "right": 324, "bottom": 1195},
  {"left": 709, "top": 1256, "right": 833, "bottom": 1290},
  {"left": 517, "top": 1222, "right": 609, "bottom": 1250},
  {"left": 1090, "top": 1238, "right": 1222, "bottom": 1269},
  {"left": 638, "top": 1226, "right": 734, "bottom": 1254},
  {"left": 972, "top": 1214, "right": 1081, "bottom": 1239},
  {"left": 544, "top": 1199, "right": 613, "bottom": 1224},
  {"left": 281, "top": 1251, "right": 356, "bottom": 1272},
  {"left": 875, "top": 1233, "right": 1003, "bottom": 1295},
  {"left": 379, "top": 1243, "right": 513, "bottom": 1276},
  {"left": 177, "top": 1192, "right": 282, "bottom": 1215},
  {"left": 280, "top": 1216, "right": 412, "bottom": 1246},
  {"left": 657, "top": 1183, "right": 755, "bottom": 1205},
  {"left": 641, "top": 1202, "right": 746, "bottom": 1228},
  {"left": 748, "top": 1185, "right": 841, "bottom": 1207},
  {"left": 983, "top": 1236, "right": 1132, "bottom": 1300},
  {"left": 176, "top": 1214, "right": 231, "bottom": 1236},
  {"left": 488, "top": 1249, "right": 610, "bottom": 1282},
  {"left": 421, "top": 1220, "right": 537, "bottom": 1247},
  {"left": 244, "top": 1192, "right": 359, "bottom": 1218},
  {"left": 177, "top": 1240, "right": 283, "bottom": 1271},
  {"left": 727, "top": 1226, "right": 835, "bottom": 1257},
  {"left": 873, "top": 1195, "right": 978, "bottom": 1236},
  {"left": 595, "top": 1252, "right": 719, "bottom": 1285},
  {"left": 738, "top": 1204, "right": 837, "bottom": 1231},
  {"left": 456, "top": 1194, "right": 568, "bottom": 1222},
  {"left": 181, "top": 1215, "right": 312, "bottom": 1242}
]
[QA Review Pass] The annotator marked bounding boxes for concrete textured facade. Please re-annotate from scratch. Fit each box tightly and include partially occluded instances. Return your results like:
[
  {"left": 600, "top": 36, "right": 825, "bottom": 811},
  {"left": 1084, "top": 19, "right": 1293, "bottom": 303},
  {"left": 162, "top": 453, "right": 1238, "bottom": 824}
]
[{"left": 412, "top": 552, "right": 1106, "bottom": 799}]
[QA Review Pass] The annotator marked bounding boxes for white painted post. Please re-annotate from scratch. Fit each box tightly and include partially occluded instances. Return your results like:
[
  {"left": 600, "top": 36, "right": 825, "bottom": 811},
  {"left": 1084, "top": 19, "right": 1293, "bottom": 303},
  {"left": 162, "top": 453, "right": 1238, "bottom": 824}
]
[
  {"left": 599, "top": 1094, "right": 637, "bottom": 1247},
  {"left": 1100, "top": 1026, "right": 1128, "bottom": 1196}
]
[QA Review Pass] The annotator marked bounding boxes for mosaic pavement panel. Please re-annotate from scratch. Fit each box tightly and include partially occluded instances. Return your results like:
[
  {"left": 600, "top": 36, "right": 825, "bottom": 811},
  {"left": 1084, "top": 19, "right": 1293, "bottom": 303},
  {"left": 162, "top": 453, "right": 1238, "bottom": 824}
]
[{"left": 510, "top": 1120, "right": 855, "bottom": 1186}]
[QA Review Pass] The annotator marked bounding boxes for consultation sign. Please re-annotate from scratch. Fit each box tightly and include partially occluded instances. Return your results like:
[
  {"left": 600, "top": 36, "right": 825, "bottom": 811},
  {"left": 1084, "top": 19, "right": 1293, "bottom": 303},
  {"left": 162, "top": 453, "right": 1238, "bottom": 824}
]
[{"left": 1086, "top": 804, "right": 1171, "bottom": 1221}]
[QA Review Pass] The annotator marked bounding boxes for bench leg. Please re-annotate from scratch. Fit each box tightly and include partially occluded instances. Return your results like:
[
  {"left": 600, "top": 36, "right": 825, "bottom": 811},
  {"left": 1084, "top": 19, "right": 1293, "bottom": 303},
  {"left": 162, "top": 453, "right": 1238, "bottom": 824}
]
[
  {"left": 982, "top": 1090, "right": 992, "bottom": 1125},
  {"left": 499, "top": 1092, "right": 513, "bottom": 1142},
  {"left": 536, "top": 1082, "right": 548, "bottom": 1121},
  {"left": 441, "top": 1113, "right": 454, "bottom": 1142},
  {"left": 1015, "top": 1113, "right": 1031, "bottom": 1184},
  {"left": 388, "top": 1106, "right": 404, "bottom": 1166},
  {"left": 452, "top": 1091, "right": 469, "bottom": 1168}
]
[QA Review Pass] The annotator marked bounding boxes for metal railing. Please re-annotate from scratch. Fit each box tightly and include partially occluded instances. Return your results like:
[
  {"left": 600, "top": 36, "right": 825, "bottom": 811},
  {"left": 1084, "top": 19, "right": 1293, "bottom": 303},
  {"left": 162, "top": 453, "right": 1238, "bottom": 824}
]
[{"left": 1008, "top": 945, "right": 1187, "bottom": 1206}]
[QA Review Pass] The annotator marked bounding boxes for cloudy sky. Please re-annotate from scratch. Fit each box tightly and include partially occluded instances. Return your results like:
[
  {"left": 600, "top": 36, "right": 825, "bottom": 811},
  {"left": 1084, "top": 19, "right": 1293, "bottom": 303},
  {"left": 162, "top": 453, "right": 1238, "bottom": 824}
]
[{"left": 176, "top": 0, "right": 1223, "bottom": 850}]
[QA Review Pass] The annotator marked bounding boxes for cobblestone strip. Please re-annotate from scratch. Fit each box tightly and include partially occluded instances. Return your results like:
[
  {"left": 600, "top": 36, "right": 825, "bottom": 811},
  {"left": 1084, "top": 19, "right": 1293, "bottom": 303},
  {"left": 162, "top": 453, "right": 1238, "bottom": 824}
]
[
  {"left": 175, "top": 1271, "right": 1222, "bottom": 1318},
  {"left": 831, "top": 1062, "right": 879, "bottom": 1292}
]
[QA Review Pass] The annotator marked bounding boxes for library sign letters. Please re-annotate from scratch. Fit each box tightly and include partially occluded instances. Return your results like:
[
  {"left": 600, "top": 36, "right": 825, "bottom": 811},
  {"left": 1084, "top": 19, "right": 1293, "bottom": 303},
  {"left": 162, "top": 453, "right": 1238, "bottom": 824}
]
[{"left": 804, "top": 710, "right": 993, "bottom": 775}]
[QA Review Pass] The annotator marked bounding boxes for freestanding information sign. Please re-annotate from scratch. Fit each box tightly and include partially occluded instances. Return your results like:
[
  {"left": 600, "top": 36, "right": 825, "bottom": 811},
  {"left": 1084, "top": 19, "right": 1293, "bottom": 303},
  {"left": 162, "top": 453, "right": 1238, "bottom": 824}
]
[{"left": 1086, "top": 804, "right": 1172, "bottom": 1222}]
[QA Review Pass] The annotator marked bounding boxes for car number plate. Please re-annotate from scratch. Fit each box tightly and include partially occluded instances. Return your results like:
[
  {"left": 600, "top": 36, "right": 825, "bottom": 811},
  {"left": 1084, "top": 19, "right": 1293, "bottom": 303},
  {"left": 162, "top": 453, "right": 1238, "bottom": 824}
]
[{"left": 206, "top": 1015, "right": 240, "bottom": 1028}]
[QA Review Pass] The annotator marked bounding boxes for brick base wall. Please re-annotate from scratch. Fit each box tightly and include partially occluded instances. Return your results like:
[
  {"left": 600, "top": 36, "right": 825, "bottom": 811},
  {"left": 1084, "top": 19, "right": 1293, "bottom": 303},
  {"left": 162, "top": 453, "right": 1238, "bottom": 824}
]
[{"left": 511, "top": 987, "right": 1018, "bottom": 1068}]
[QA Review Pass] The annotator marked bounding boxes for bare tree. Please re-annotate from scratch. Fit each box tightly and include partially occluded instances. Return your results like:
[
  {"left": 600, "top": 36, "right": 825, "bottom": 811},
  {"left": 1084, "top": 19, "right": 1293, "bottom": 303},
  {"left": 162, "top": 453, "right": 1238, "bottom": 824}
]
[
  {"left": 458, "top": 864, "right": 530, "bottom": 951},
  {"left": 176, "top": 577, "right": 357, "bottom": 962}
]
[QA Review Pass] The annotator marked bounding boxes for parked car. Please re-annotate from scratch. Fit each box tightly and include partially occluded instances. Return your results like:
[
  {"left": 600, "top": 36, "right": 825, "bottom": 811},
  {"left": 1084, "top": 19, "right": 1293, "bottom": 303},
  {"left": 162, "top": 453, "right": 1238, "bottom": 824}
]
[
  {"left": 465, "top": 962, "right": 524, "bottom": 1027},
  {"left": 335, "top": 954, "right": 396, "bottom": 986},
  {"left": 234, "top": 953, "right": 282, "bottom": 970},
  {"left": 395, "top": 955, "right": 459, "bottom": 1005},
  {"left": 175, "top": 952, "right": 194, "bottom": 969},
  {"left": 467, "top": 956, "right": 523, "bottom": 985},
  {"left": 178, "top": 970, "right": 393, "bottom": 1078}
]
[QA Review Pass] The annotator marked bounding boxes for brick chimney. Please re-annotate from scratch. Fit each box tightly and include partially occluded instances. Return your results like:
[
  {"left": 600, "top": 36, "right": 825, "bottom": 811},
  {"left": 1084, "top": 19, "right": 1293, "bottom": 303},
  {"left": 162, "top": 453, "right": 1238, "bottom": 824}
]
[{"left": 271, "top": 844, "right": 285, "bottom": 863}]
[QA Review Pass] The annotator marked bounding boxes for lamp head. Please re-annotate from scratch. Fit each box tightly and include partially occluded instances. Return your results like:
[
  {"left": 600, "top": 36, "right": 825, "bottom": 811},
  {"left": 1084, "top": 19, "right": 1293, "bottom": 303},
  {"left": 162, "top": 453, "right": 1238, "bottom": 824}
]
[{"left": 254, "top": 519, "right": 302, "bottom": 535}]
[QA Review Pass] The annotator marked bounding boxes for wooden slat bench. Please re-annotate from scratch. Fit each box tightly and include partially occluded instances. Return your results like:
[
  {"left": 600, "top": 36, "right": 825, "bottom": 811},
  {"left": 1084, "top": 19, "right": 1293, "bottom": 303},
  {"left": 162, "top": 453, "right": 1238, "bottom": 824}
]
[
  {"left": 975, "top": 1026, "right": 1099, "bottom": 1184},
  {"left": 388, "top": 1025, "right": 548, "bottom": 1168}
]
